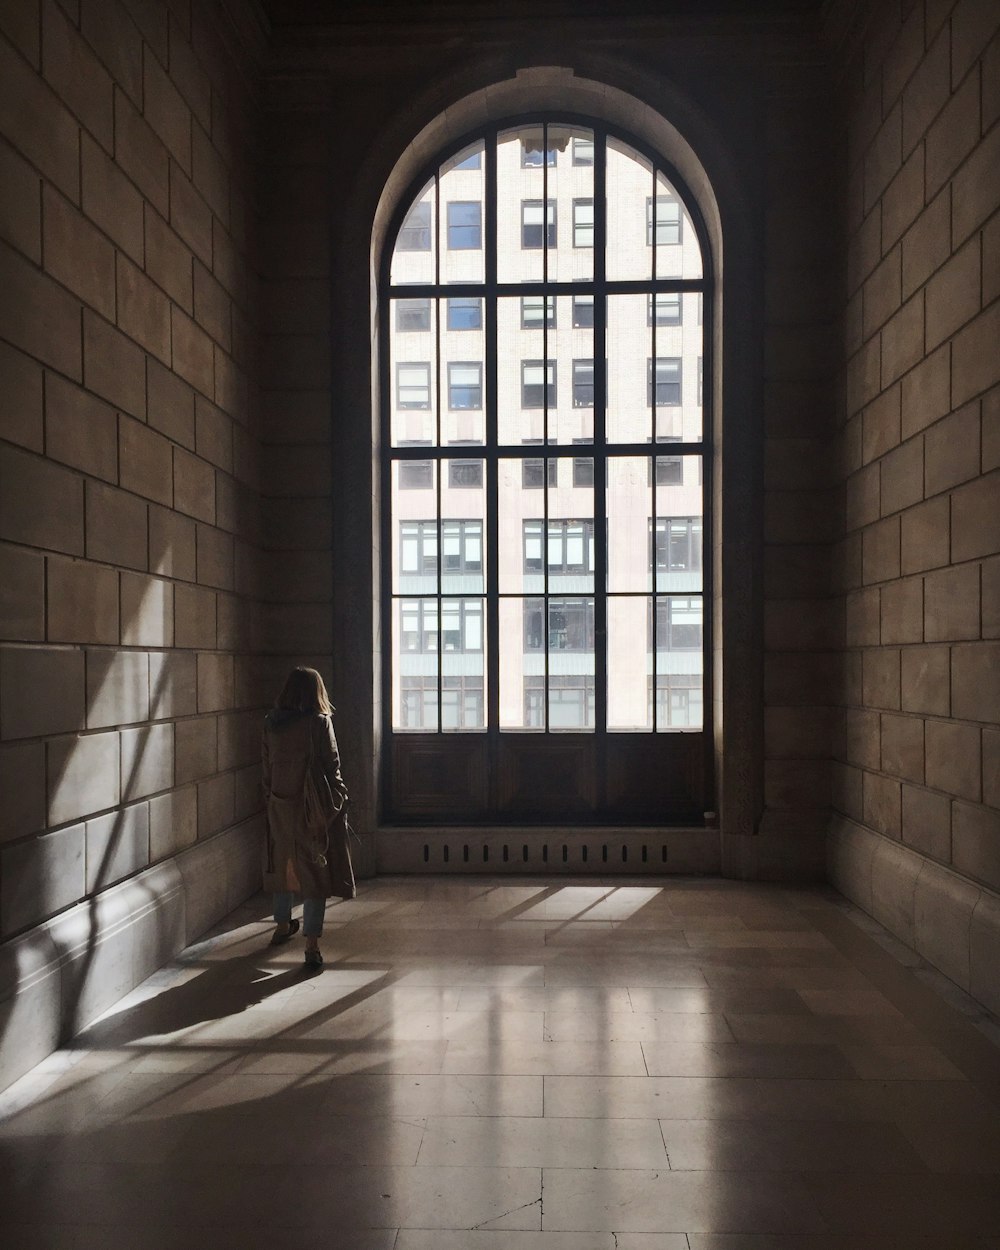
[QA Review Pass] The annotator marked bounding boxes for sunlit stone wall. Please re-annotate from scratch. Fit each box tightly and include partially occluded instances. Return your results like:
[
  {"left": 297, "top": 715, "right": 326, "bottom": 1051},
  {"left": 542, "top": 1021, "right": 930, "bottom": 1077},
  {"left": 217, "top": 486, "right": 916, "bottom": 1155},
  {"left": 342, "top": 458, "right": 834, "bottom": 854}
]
[{"left": 0, "top": 0, "right": 266, "bottom": 1086}]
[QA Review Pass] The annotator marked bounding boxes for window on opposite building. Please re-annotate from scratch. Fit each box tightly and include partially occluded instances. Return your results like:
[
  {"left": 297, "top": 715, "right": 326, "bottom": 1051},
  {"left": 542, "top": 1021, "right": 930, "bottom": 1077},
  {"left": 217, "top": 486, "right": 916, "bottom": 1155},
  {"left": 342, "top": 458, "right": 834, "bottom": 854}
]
[
  {"left": 647, "top": 357, "right": 682, "bottom": 406},
  {"left": 648, "top": 292, "right": 682, "bottom": 326},
  {"left": 573, "top": 199, "right": 594, "bottom": 248},
  {"left": 447, "top": 362, "right": 482, "bottom": 410},
  {"left": 521, "top": 295, "right": 556, "bottom": 329},
  {"left": 447, "top": 201, "right": 482, "bottom": 249},
  {"left": 397, "top": 201, "right": 432, "bottom": 250},
  {"left": 522, "top": 200, "right": 556, "bottom": 249},
  {"left": 646, "top": 195, "right": 682, "bottom": 246},
  {"left": 521, "top": 360, "right": 557, "bottom": 408},
  {"left": 397, "top": 362, "right": 431, "bottom": 408},
  {"left": 572, "top": 294, "right": 595, "bottom": 327},
  {"left": 447, "top": 297, "right": 482, "bottom": 330}
]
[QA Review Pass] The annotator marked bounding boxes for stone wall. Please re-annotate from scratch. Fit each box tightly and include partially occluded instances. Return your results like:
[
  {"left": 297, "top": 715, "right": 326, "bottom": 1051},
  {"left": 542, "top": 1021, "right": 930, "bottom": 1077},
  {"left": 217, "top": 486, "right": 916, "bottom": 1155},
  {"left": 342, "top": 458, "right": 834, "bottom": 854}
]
[
  {"left": 828, "top": 0, "right": 1000, "bottom": 1012},
  {"left": 0, "top": 0, "right": 266, "bottom": 1088}
]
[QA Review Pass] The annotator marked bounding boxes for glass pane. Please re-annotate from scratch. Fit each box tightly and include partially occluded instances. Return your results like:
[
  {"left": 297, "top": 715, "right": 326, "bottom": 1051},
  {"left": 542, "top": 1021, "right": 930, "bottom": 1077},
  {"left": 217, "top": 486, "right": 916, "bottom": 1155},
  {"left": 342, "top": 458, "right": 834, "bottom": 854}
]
[
  {"left": 548, "top": 476, "right": 594, "bottom": 594},
  {"left": 442, "top": 597, "right": 486, "bottom": 732},
  {"left": 390, "top": 179, "right": 436, "bottom": 286},
  {"left": 606, "top": 455, "right": 651, "bottom": 593},
  {"left": 654, "top": 456, "right": 703, "bottom": 594},
  {"left": 655, "top": 596, "right": 704, "bottom": 730},
  {"left": 654, "top": 168, "right": 702, "bottom": 280},
  {"left": 607, "top": 596, "right": 651, "bottom": 731},
  {"left": 498, "top": 296, "right": 556, "bottom": 445},
  {"left": 441, "top": 467, "right": 485, "bottom": 594},
  {"left": 499, "top": 458, "right": 536, "bottom": 595},
  {"left": 390, "top": 297, "right": 437, "bottom": 448},
  {"left": 606, "top": 137, "right": 653, "bottom": 282},
  {"left": 440, "top": 141, "right": 485, "bottom": 284},
  {"left": 552, "top": 296, "right": 593, "bottom": 446},
  {"left": 607, "top": 294, "right": 651, "bottom": 443},
  {"left": 441, "top": 294, "right": 486, "bottom": 444},
  {"left": 393, "top": 604, "right": 438, "bottom": 732},
  {"left": 498, "top": 126, "right": 545, "bottom": 285},
  {"left": 547, "top": 125, "right": 594, "bottom": 283},
  {"left": 499, "top": 596, "right": 537, "bottom": 730},
  {"left": 392, "top": 468, "right": 438, "bottom": 595}
]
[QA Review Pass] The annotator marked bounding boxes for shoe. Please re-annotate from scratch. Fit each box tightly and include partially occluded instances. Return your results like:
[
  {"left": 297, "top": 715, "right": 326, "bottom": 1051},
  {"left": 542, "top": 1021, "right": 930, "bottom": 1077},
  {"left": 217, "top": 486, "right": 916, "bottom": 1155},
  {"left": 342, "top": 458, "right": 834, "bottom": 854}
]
[
  {"left": 303, "top": 948, "right": 323, "bottom": 969},
  {"left": 269, "top": 918, "right": 300, "bottom": 946}
]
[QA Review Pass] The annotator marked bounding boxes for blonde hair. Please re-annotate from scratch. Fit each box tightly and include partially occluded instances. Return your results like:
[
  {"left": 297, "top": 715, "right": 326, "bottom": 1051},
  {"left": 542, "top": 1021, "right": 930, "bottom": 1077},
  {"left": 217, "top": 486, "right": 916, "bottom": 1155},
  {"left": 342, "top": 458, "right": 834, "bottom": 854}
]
[{"left": 275, "top": 667, "right": 333, "bottom": 715}]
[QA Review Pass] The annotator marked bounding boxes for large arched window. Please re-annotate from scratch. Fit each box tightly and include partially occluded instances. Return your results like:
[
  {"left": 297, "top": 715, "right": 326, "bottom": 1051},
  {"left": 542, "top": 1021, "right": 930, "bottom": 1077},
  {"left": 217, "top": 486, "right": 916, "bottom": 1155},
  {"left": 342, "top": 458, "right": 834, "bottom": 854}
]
[{"left": 381, "top": 116, "right": 711, "bottom": 824}]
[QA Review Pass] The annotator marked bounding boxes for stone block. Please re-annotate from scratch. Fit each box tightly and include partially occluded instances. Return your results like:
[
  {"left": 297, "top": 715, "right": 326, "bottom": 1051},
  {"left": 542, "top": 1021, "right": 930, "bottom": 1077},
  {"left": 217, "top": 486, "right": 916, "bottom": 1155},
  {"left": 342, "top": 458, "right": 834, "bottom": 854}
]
[
  {"left": 0, "top": 340, "right": 43, "bottom": 452},
  {"left": 44, "top": 372, "right": 118, "bottom": 482},
  {"left": 924, "top": 562, "right": 981, "bottom": 642},
  {"left": 971, "top": 890, "right": 1000, "bottom": 1016},
  {"left": 149, "top": 784, "right": 197, "bottom": 860},
  {"left": 985, "top": 27, "right": 1000, "bottom": 130},
  {"left": 148, "top": 651, "right": 197, "bottom": 720},
  {"left": 952, "top": 470, "right": 1000, "bottom": 561},
  {"left": 901, "top": 643, "right": 951, "bottom": 716},
  {"left": 914, "top": 859, "right": 977, "bottom": 990},
  {"left": 171, "top": 304, "right": 214, "bottom": 396},
  {"left": 862, "top": 647, "right": 901, "bottom": 709},
  {"left": 174, "top": 715, "right": 217, "bottom": 784},
  {"left": 196, "top": 524, "right": 235, "bottom": 591},
  {"left": 191, "top": 121, "right": 228, "bottom": 222},
  {"left": 0, "top": 646, "right": 85, "bottom": 739},
  {"left": 120, "top": 572, "right": 173, "bottom": 648},
  {"left": 194, "top": 396, "right": 233, "bottom": 473},
  {"left": 863, "top": 770, "right": 902, "bottom": 838},
  {"left": 925, "top": 69, "right": 980, "bottom": 198},
  {"left": 197, "top": 652, "right": 234, "bottom": 712},
  {"left": 85, "top": 801, "right": 149, "bottom": 892},
  {"left": 986, "top": 728, "right": 1000, "bottom": 807},
  {"left": 880, "top": 436, "right": 923, "bottom": 515},
  {"left": 881, "top": 145, "right": 924, "bottom": 252},
  {"left": 862, "top": 515, "right": 900, "bottom": 583},
  {"left": 0, "top": 32, "right": 79, "bottom": 200},
  {"left": 81, "top": 0, "right": 142, "bottom": 106},
  {"left": 113, "top": 87, "right": 168, "bottom": 215},
  {"left": 120, "top": 723, "right": 173, "bottom": 800},
  {"left": 170, "top": 161, "right": 212, "bottom": 267},
  {"left": 41, "top": 0, "right": 113, "bottom": 150},
  {"left": 926, "top": 719, "right": 982, "bottom": 800},
  {"left": 81, "top": 133, "right": 143, "bottom": 264},
  {"left": 47, "top": 557, "right": 118, "bottom": 645},
  {"left": 144, "top": 207, "right": 193, "bottom": 313},
  {"left": 174, "top": 582, "right": 216, "bottom": 649},
  {"left": 86, "top": 649, "right": 149, "bottom": 728},
  {"left": 0, "top": 543, "right": 44, "bottom": 642},
  {"left": 984, "top": 555, "right": 1000, "bottom": 639},
  {"left": 953, "top": 108, "right": 1000, "bottom": 235},
  {"left": 925, "top": 401, "right": 982, "bottom": 498},
  {"left": 149, "top": 504, "right": 196, "bottom": 580},
  {"left": 0, "top": 825, "right": 85, "bottom": 936},
  {"left": 902, "top": 781, "right": 952, "bottom": 860},
  {"left": 193, "top": 261, "right": 231, "bottom": 351},
  {"left": 900, "top": 342, "right": 950, "bottom": 438},
  {"left": 233, "top": 764, "right": 260, "bottom": 822},
  {"left": 846, "top": 463, "right": 880, "bottom": 530},
  {"left": 260, "top": 390, "right": 330, "bottom": 445},
  {"left": 0, "top": 136, "right": 42, "bottom": 262},
  {"left": 870, "top": 835, "right": 920, "bottom": 947},
  {"left": 173, "top": 445, "right": 215, "bottom": 523},
  {"left": 764, "top": 706, "right": 832, "bottom": 760},
  {"left": 116, "top": 254, "right": 171, "bottom": 364},
  {"left": 261, "top": 334, "right": 330, "bottom": 391},
  {"left": 0, "top": 0, "right": 39, "bottom": 63},
  {"left": 900, "top": 494, "right": 950, "bottom": 574},
  {"left": 47, "top": 730, "right": 119, "bottom": 825},
  {"left": 0, "top": 445, "right": 85, "bottom": 557},
  {"left": 82, "top": 309, "right": 145, "bottom": 419},
  {"left": 902, "top": 23, "right": 950, "bottom": 151},
  {"left": 953, "top": 801, "right": 1000, "bottom": 893},
  {"left": 171, "top": 30, "right": 211, "bottom": 129},
  {"left": 832, "top": 761, "right": 863, "bottom": 821},
  {"left": 863, "top": 247, "right": 901, "bottom": 340},
  {"left": 880, "top": 292, "right": 924, "bottom": 389},
  {"left": 147, "top": 357, "right": 195, "bottom": 450},
  {"left": 0, "top": 240, "right": 82, "bottom": 380},
  {"left": 881, "top": 712, "right": 924, "bottom": 783},
  {"left": 864, "top": 102, "right": 902, "bottom": 211},
  {"left": 85, "top": 480, "right": 147, "bottom": 571},
  {"left": 848, "top": 205, "right": 882, "bottom": 297},
  {"left": 880, "top": 576, "right": 923, "bottom": 643},
  {"left": 0, "top": 741, "right": 46, "bottom": 844},
  {"left": 119, "top": 415, "right": 173, "bottom": 507},
  {"left": 143, "top": 45, "right": 191, "bottom": 172},
  {"left": 953, "top": 301, "right": 1000, "bottom": 406},
  {"left": 846, "top": 586, "right": 880, "bottom": 646},
  {"left": 846, "top": 707, "right": 881, "bottom": 770},
  {"left": 985, "top": 210, "right": 1000, "bottom": 309},
  {"left": 901, "top": 187, "right": 950, "bottom": 303},
  {"left": 926, "top": 235, "right": 982, "bottom": 352},
  {"left": 952, "top": 641, "right": 1000, "bottom": 721},
  {"left": 197, "top": 770, "right": 235, "bottom": 837},
  {"left": 951, "top": 0, "right": 1000, "bottom": 87},
  {"left": 216, "top": 592, "right": 251, "bottom": 651},
  {"left": 217, "top": 709, "right": 258, "bottom": 772}
]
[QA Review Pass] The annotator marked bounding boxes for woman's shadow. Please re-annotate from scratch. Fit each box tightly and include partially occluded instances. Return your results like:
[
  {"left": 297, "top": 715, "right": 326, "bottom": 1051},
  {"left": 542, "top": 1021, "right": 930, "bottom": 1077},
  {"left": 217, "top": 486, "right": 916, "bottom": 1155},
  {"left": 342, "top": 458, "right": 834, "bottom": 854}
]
[{"left": 73, "top": 950, "right": 309, "bottom": 1051}]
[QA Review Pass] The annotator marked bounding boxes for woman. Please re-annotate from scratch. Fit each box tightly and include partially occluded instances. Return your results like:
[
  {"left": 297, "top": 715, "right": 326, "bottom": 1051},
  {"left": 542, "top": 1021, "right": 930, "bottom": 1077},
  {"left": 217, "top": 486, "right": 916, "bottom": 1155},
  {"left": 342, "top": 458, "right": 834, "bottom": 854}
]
[{"left": 262, "top": 667, "right": 355, "bottom": 967}]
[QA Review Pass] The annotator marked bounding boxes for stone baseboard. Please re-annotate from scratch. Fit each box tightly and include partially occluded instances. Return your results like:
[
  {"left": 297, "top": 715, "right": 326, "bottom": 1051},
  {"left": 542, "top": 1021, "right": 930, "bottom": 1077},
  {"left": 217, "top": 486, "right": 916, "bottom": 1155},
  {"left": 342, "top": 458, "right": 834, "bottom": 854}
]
[
  {"left": 827, "top": 815, "right": 1000, "bottom": 1017},
  {"left": 0, "top": 817, "right": 263, "bottom": 1096}
]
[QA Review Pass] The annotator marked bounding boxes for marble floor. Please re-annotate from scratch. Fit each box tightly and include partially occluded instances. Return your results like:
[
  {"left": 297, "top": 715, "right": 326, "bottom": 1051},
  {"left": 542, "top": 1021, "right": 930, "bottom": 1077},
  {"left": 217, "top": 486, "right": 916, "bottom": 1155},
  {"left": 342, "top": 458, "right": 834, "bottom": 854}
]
[{"left": 3, "top": 876, "right": 1000, "bottom": 1249}]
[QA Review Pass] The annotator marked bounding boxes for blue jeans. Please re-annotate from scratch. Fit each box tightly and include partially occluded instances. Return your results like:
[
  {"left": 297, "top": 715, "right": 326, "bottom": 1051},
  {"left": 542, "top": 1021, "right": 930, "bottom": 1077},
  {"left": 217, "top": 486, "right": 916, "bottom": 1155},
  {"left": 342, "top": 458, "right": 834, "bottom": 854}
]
[{"left": 273, "top": 892, "right": 326, "bottom": 938}]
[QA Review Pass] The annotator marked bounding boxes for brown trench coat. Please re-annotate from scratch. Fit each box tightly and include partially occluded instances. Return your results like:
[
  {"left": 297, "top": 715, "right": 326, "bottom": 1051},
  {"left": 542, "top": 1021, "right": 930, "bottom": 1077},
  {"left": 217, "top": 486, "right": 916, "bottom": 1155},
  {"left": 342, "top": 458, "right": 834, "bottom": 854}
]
[{"left": 261, "top": 710, "right": 356, "bottom": 901}]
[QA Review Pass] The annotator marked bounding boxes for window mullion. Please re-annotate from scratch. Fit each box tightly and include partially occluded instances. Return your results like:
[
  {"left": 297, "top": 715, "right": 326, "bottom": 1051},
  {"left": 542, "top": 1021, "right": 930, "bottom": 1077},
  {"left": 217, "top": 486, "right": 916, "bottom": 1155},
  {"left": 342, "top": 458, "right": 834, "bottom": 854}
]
[
  {"left": 485, "top": 127, "right": 499, "bottom": 742},
  {"left": 593, "top": 126, "right": 608, "bottom": 738}
]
